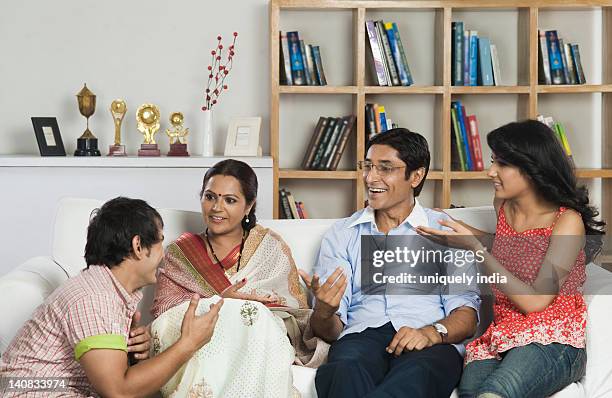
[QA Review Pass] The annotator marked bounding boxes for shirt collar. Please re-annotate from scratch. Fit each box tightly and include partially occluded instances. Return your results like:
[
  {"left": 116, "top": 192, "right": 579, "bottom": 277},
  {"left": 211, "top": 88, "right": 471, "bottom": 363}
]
[
  {"left": 94, "top": 265, "right": 143, "bottom": 311},
  {"left": 348, "top": 198, "right": 430, "bottom": 230}
]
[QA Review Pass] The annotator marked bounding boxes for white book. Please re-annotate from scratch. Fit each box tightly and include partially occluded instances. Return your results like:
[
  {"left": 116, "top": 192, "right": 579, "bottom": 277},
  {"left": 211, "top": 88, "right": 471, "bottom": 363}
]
[{"left": 490, "top": 43, "right": 501, "bottom": 86}]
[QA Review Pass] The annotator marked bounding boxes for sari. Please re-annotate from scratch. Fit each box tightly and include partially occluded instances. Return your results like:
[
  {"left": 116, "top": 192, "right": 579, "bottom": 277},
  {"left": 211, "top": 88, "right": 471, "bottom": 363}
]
[{"left": 150, "top": 225, "right": 328, "bottom": 398}]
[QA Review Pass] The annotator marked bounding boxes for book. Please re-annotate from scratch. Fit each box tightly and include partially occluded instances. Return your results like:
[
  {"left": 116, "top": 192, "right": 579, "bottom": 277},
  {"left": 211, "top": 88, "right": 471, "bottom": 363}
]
[
  {"left": 279, "top": 189, "right": 293, "bottom": 219},
  {"left": 320, "top": 118, "right": 345, "bottom": 169},
  {"left": 469, "top": 31, "right": 479, "bottom": 86},
  {"left": 286, "top": 190, "right": 300, "bottom": 219},
  {"left": 306, "top": 44, "right": 319, "bottom": 85},
  {"left": 391, "top": 22, "right": 414, "bottom": 85},
  {"left": 299, "top": 40, "right": 313, "bottom": 86},
  {"left": 467, "top": 115, "right": 484, "bottom": 171},
  {"left": 563, "top": 43, "right": 577, "bottom": 85},
  {"left": 538, "top": 30, "right": 552, "bottom": 85},
  {"left": 302, "top": 117, "right": 328, "bottom": 169},
  {"left": 571, "top": 44, "right": 586, "bottom": 84},
  {"left": 328, "top": 115, "right": 357, "bottom": 170},
  {"left": 478, "top": 36, "right": 494, "bottom": 86},
  {"left": 463, "top": 30, "right": 471, "bottom": 86},
  {"left": 554, "top": 122, "right": 576, "bottom": 166},
  {"left": 558, "top": 38, "right": 572, "bottom": 85},
  {"left": 460, "top": 104, "right": 476, "bottom": 170},
  {"left": 296, "top": 201, "right": 305, "bottom": 219},
  {"left": 287, "top": 31, "right": 306, "bottom": 85},
  {"left": 385, "top": 22, "right": 411, "bottom": 86},
  {"left": 311, "top": 46, "right": 327, "bottom": 86},
  {"left": 279, "top": 32, "right": 293, "bottom": 85},
  {"left": 454, "top": 101, "right": 473, "bottom": 170},
  {"left": 311, "top": 117, "right": 338, "bottom": 169},
  {"left": 365, "top": 104, "right": 377, "bottom": 139},
  {"left": 545, "top": 30, "right": 564, "bottom": 84},
  {"left": 377, "top": 20, "right": 400, "bottom": 86},
  {"left": 374, "top": 22, "right": 392, "bottom": 86},
  {"left": 298, "top": 202, "right": 309, "bottom": 219},
  {"left": 450, "top": 107, "right": 466, "bottom": 171},
  {"left": 378, "top": 106, "right": 388, "bottom": 132},
  {"left": 452, "top": 21, "right": 464, "bottom": 86},
  {"left": 365, "top": 20, "right": 388, "bottom": 86},
  {"left": 373, "top": 104, "right": 382, "bottom": 133},
  {"left": 450, "top": 116, "right": 462, "bottom": 171},
  {"left": 490, "top": 44, "right": 501, "bottom": 86}
]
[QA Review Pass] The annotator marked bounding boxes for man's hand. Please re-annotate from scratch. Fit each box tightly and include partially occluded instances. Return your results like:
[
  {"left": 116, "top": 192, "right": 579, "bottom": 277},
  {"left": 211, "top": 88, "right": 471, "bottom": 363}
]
[
  {"left": 221, "top": 278, "right": 279, "bottom": 305},
  {"left": 127, "top": 311, "right": 151, "bottom": 361},
  {"left": 386, "top": 326, "right": 440, "bottom": 357},
  {"left": 179, "top": 294, "right": 224, "bottom": 354},
  {"left": 299, "top": 267, "right": 347, "bottom": 319}
]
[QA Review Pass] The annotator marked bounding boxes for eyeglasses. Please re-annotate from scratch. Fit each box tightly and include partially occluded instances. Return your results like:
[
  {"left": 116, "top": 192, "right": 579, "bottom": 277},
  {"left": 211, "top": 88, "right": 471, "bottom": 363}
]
[{"left": 357, "top": 161, "right": 406, "bottom": 177}]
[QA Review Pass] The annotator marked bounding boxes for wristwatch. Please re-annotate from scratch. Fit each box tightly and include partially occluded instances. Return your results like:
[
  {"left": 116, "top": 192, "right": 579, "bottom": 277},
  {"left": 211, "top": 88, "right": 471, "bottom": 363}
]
[{"left": 432, "top": 322, "right": 448, "bottom": 343}]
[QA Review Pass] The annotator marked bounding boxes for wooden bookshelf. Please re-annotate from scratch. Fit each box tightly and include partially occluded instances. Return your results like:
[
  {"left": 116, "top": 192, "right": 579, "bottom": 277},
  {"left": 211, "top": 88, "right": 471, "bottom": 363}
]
[{"left": 270, "top": 0, "right": 612, "bottom": 219}]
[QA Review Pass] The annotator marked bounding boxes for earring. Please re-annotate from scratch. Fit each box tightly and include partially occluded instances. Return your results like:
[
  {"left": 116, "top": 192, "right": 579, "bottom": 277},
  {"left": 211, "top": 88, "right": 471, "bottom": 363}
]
[{"left": 245, "top": 216, "right": 250, "bottom": 223}]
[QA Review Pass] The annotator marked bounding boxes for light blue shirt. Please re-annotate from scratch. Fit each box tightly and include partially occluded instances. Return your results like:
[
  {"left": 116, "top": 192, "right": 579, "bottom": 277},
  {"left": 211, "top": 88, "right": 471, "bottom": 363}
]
[{"left": 313, "top": 199, "right": 481, "bottom": 355}]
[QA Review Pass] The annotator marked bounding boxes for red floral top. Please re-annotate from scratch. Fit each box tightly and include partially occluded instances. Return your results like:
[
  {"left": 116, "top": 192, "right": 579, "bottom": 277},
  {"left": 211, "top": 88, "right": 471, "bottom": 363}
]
[{"left": 465, "top": 205, "right": 587, "bottom": 364}]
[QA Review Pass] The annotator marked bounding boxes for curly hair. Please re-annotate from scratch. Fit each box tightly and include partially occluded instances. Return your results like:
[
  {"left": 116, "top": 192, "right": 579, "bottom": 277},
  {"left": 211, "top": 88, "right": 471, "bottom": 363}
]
[{"left": 487, "top": 119, "right": 605, "bottom": 262}]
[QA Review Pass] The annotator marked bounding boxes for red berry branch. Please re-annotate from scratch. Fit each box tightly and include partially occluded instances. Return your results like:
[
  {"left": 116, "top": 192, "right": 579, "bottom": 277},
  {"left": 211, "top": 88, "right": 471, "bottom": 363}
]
[{"left": 202, "top": 32, "right": 238, "bottom": 111}]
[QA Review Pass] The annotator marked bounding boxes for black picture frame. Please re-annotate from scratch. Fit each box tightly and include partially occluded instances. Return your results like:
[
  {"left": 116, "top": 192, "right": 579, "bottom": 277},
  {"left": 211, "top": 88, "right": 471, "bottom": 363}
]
[{"left": 31, "top": 117, "right": 66, "bottom": 156}]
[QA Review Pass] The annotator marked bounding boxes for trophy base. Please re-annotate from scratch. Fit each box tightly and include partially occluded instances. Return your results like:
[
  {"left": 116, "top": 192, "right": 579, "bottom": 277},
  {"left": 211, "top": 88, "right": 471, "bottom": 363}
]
[
  {"left": 167, "top": 143, "right": 189, "bottom": 157},
  {"left": 74, "top": 137, "right": 101, "bottom": 156},
  {"left": 108, "top": 144, "right": 127, "bottom": 156},
  {"left": 138, "top": 144, "right": 161, "bottom": 157}
]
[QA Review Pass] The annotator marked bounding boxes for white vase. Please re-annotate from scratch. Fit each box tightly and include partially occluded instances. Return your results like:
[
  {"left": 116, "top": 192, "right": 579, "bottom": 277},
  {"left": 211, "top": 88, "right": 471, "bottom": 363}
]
[{"left": 202, "top": 110, "right": 214, "bottom": 156}]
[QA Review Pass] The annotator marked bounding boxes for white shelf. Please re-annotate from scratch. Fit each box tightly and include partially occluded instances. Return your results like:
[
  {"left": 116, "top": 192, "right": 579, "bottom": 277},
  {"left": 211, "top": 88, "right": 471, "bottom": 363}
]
[{"left": 0, "top": 155, "right": 273, "bottom": 169}]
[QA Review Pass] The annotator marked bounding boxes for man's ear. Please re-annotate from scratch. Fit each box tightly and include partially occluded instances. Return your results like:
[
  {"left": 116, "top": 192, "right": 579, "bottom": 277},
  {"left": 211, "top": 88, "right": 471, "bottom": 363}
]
[
  {"left": 131, "top": 235, "right": 143, "bottom": 260},
  {"left": 410, "top": 167, "right": 426, "bottom": 189}
]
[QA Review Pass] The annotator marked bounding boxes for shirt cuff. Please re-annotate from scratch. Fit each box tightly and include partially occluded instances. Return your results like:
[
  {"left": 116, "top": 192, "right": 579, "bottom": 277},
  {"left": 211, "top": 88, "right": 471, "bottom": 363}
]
[
  {"left": 75, "top": 334, "right": 127, "bottom": 360},
  {"left": 444, "top": 296, "right": 481, "bottom": 324}
]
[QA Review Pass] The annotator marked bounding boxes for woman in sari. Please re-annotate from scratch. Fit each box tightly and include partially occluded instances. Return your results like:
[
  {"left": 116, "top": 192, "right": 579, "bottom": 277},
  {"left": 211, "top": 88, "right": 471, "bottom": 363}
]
[{"left": 150, "top": 159, "right": 326, "bottom": 398}]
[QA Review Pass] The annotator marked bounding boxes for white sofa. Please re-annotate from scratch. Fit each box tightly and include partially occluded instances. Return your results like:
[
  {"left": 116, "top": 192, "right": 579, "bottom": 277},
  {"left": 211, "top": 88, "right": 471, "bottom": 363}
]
[{"left": 1, "top": 197, "right": 612, "bottom": 398}]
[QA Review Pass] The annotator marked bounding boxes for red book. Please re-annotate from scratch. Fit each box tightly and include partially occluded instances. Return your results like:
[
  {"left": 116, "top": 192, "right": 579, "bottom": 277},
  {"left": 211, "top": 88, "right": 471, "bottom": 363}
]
[{"left": 467, "top": 115, "right": 484, "bottom": 171}]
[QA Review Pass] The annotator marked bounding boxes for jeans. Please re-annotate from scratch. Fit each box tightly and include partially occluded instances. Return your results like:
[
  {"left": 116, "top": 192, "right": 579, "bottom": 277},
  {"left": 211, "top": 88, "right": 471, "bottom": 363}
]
[
  {"left": 458, "top": 343, "right": 587, "bottom": 398},
  {"left": 315, "top": 322, "right": 463, "bottom": 398}
]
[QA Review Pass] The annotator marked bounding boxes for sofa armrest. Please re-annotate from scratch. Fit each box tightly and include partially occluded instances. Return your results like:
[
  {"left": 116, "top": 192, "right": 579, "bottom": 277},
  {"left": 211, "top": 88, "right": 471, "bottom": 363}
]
[{"left": 0, "top": 256, "right": 68, "bottom": 354}]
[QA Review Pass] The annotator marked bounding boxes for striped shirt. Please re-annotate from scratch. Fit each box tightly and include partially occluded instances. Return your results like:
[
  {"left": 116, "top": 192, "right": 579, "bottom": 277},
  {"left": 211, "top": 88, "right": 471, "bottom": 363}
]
[{"left": 0, "top": 265, "right": 142, "bottom": 397}]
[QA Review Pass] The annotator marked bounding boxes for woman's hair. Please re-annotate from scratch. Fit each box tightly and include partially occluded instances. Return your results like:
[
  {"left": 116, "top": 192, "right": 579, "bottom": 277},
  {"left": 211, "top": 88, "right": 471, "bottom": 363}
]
[
  {"left": 487, "top": 119, "right": 605, "bottom": 262},
  {"left": 200, "top": 159, "right": 258, "bottom": 230}
]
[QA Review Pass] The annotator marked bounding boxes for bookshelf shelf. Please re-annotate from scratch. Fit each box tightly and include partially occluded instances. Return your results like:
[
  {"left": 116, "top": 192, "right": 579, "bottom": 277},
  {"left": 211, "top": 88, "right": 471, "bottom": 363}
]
[
  {"left": 271, "top": 0, "right": 612, "bottom": 221},
  {"left": 280, "top": 86, "right": 359, "bottom": 94},
  {"left": 279, "top": 169, "right": 358, "bottom": 179}
]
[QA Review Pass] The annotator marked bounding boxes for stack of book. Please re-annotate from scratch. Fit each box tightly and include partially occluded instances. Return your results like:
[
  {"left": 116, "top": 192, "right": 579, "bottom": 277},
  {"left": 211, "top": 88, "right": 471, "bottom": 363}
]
[
  {"left": 365, "top": 103, "right": 398, "bottom": 140},
  {"left": 365, "top": 20, "right": 414, "bottom": 86},
  {"left": 302, "top": 115, "right": 357, "bottom": 170},
  {"left": 537, "top": 115, "right": 575, "bottom": 165},
  {"left": 451, "top": 22, "right": 501, "bottom": 86},
  {"left": 451, "top": 100, "right": 484, "bottom": 171},
  {"left": 279, "top": 189, "right": 309, "bottom": 219},
  {"left": 280, "top": 31, "right": 327, "bottom": 86},
  {"left": 538, "top": 30, "right": 586, "bottom": 85}
]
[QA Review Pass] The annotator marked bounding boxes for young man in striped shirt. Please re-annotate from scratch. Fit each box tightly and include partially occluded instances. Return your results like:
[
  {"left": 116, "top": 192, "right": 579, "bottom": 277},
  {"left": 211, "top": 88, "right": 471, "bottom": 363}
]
[{"left": 0, "top": 197, "right": 223, "bottom": 397}]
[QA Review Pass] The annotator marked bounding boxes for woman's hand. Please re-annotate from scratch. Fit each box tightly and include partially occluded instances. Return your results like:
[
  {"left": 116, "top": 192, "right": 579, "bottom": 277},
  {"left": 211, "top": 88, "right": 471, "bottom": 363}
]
[
  {"left": 221, "top": 278, "right": 280, "bottom": 304},
  {"left": 416, "top": 218, "right": 483, "bottom": 252}
]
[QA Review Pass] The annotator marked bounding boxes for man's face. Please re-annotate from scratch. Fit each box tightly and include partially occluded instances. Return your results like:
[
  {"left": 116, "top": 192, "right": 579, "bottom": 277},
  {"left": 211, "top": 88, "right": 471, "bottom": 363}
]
[
  {"left": 364, "top": 144, "right": 421, "bottom": 211},
  {"left": 140, "top": 228, "right": 164, "bottom": 285}
]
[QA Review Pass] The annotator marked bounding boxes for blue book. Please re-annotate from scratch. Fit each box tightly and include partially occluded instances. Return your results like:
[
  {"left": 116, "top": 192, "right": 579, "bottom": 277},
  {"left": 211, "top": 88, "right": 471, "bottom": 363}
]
[
  {"left": 379, "top": 106, "right": 389, "bottom": 132},
  {"left": 469, "top": 31, "right": 479, "bottom": 86},
  {"left": 478, "top": 37, "right": 494, "bottom": 86},
  {"left": 463, "top": 31, "right": 470, "bottom": 86},
  {"left": 286, "top": 31, "right": 306, "bottom": 85},
  {"left": 391, "top": 22, "right": 413, "bottom": 86},
  {"left": 385, "top": 23, "right": 410, "bottom": 86},
  {"left": 311, "top": 45, "right": 327, "bottom": 86},
  {"left": 453, "top": 101, "right": 473, "bottom": 170},
  {"left": 452, "top": 22, "right": 464, "bottom": 86},
  {"left": 546, "top": 30, "right": 564, "bottom": 84}
]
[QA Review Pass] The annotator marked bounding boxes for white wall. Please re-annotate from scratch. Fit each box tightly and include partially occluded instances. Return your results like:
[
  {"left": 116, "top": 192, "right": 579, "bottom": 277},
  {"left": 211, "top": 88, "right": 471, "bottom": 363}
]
[{"left": 0, "top": 0, "right": 271, "bottom": 156}]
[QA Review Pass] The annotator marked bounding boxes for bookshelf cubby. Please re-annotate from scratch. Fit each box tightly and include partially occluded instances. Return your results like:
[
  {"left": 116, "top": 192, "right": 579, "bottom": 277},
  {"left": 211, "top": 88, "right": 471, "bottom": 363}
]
[{"left": 270, "top": 0, "right": 612, "bottom": 232}]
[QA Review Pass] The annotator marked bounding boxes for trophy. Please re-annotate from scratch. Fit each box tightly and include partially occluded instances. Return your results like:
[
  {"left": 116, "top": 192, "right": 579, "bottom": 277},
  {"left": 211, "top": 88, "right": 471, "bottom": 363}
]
[
  {"left": 136, "top": 103, "right": 161, "bottom": 156},
  {"left": 166, "top": 112, "right": 190, "bottom": 156},
  {"left": 108, "top": 99, "right": 127, "bottom": 156},
  {"left": 75, "top": 83, "right": 101, "bottom": 156}
]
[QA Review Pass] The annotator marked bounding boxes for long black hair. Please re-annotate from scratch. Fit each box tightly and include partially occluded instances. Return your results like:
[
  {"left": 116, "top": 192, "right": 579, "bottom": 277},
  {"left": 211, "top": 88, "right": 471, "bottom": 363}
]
[
  {"left": 200, "top": 159, "right": 258, "bottom": 231},
  {"left": 487, "top": 119, "right": 605, "bottom": 262}
]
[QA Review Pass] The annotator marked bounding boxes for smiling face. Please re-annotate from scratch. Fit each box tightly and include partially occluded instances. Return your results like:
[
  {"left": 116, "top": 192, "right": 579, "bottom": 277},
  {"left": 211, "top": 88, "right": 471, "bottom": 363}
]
[
  {"left": 134, "top": 225, "right": 165, "bottom": 286},
  {"left": 364, "top": 144, "right": 424, "bottom": 211},
  {"left": 201, "top": 175, "right": 252, "bottom": 236},
  {"left": 487, "top": 154, "right": 532, "bottom": 200}
]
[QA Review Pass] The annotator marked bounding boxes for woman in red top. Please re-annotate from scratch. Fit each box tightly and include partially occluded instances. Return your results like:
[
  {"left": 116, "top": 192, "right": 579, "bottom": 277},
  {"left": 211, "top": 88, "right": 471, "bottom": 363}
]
[{"left": 417, "top": 120, "right": 605, "bottom": 398}]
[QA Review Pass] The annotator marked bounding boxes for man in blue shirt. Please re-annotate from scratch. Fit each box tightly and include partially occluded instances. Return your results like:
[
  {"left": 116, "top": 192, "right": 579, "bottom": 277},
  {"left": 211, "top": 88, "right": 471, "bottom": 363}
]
[{"left": 301, "top": 129, "right": 481, "bottom": 398}]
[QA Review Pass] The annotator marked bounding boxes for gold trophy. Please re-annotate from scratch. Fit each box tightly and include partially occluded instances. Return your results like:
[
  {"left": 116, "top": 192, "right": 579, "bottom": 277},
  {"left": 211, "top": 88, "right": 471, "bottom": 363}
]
[
  {"left": 75, "top": 83, "right": 101, "bottom": 156},
  {"left": 166, "top": 112, "right": 190, "bottom": 156},
  {"left": 136, "top": 103, "right": 161, "bottom": 156},
  {"left": 108, "top": 99, "right": 127, "bottom": 156}
]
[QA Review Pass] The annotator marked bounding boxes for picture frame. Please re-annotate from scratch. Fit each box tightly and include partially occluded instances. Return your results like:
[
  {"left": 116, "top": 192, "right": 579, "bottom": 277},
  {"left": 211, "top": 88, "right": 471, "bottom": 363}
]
[
  {"left": 224, "top": 117, "right": 262, "bottom": 157},
  {"left": 31, "top": 117, "right": 66, "bottom": 156}
]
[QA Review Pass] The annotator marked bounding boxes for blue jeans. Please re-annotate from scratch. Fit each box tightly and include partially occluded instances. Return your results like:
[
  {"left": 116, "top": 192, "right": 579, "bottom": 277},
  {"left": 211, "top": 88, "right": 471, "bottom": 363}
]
[{"left": 458, "top": 343, "right": 586, "bottom": 398}]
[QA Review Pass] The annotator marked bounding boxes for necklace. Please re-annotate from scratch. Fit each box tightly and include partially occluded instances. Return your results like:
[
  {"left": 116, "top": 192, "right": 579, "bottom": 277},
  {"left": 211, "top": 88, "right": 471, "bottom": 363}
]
[{"left": 204, "top": 228, "right": 246, "bottom": 272}]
